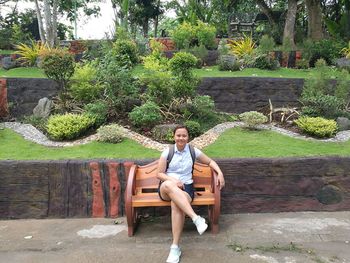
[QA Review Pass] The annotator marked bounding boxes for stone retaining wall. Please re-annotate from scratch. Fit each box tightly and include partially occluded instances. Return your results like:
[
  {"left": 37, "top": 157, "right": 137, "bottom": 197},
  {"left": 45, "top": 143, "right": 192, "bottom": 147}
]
[
  {"left": 197, "top": 77, "right": 304, "bottom": 113},
  {"left": 1, "top": 157, "right": 349, "bottom": 219},
  {"left": 0, "top": 77, "right": 305, "bottom": 118},
  {"left": 5, "top": 78, "right": 59, "bottom": 118}
]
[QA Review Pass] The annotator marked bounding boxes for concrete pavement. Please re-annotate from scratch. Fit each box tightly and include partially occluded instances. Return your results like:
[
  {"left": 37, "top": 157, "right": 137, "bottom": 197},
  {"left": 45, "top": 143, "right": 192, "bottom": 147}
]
[{"left": 0, "top": 211, "right": 350, "bottom": 263}]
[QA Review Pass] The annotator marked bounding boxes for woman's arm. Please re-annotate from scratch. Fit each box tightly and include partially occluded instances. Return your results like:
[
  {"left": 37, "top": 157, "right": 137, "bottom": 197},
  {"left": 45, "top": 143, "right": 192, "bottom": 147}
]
[{"left": 197, "top": 153, "right": 225, "bottom": 190}]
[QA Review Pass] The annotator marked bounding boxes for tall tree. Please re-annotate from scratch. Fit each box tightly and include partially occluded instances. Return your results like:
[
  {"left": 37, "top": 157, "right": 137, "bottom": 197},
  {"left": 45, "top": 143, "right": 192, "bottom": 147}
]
[
  {"left": 283, "top": 0, "right": 297, "bottom": 49},
  {"left": 305, "top": 0, "right": 324, "bottom": 40}
]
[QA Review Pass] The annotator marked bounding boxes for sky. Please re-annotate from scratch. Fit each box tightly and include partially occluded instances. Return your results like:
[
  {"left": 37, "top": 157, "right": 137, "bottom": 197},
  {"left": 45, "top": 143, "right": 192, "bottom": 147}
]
[{"left": 2, "top": 0, "right": 117, "bottom": 39}]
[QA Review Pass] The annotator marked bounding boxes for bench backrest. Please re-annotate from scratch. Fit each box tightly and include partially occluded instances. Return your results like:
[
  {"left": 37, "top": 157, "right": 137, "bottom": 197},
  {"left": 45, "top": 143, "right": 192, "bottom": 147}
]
[{"left": 134, "top": 160, "right": 213, "bottom": 195}]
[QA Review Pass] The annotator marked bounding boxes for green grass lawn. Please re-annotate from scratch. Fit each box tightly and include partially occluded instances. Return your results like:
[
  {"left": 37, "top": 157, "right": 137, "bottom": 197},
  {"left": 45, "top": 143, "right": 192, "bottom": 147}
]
[
  {"left": 1, "top": 65, "right": 347, "bottom": 80},
  {"left": 0, "top": 67, "right": 46, "bottom": 78},
  {"left": 0, "top": 50, "right": 15, "bottom": 55},
  {"left": 0, "top": 128, "right": 160, "bottom": 160},
  {"left": 204, "top": 128, "right": 350, "bottom": 158},
  {"left": 134, "top": 64, "right": 349, "bottom": 79},
  {"left": 1, "top": 127, "right": 349, "bottom": 160}
]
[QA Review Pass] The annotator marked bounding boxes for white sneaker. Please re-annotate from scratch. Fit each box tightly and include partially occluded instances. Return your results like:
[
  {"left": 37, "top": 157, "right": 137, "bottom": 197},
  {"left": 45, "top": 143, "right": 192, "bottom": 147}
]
[
  {"left": 193, "top": 216, "right": 208, "bottom": 235},
  {"left": 166, "top": 245, "right": 181, "bottom": 263}
]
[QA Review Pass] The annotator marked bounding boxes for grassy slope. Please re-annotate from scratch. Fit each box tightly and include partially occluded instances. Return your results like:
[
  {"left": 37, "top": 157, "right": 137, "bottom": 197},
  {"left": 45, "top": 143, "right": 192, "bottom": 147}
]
[
  {"left": 0, "top": 129, "right": 160, "bottom": 160},
  {"left": 1, "top": 127, "right": 349, "bottom": 160},
  {"left": 0, "top": 67, "right": 46, "bottom": 78},
  {"left": 203, "top": 128, "right": 350, "bottom": 158}
]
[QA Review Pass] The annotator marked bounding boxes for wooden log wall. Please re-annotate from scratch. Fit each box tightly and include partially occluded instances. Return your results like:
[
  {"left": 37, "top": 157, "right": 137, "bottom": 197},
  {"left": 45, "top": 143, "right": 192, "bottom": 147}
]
[{"left": 0, "top": 157, "right": 349, "bottom": 219}]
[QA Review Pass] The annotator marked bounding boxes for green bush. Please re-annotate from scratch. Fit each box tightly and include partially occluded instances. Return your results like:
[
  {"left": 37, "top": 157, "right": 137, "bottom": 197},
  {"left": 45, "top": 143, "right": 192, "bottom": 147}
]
[
  {"left": 84, "top": 102, "right": 109, "bottom": 127},
  {"left": 239, "top": 111, "right": 268, "bottom": 129},
  {"left": 143, "top": 39, "right": 168, "bottom": 72},
  {"left": 46, "top": 113, "right": 95, "bottom": 140},
  {"left": 295, "top": 116, "right": 337, "bottom": 138},
  {"left": 296, "top": 58, "right": 309, "bottom": 69},
  {"left": 171, "top": 22, "right": 195, "bottom": 49},
  {"left": 217, "top": 55, "right": 240, "bottom": 71},
  {"left": 303, "top": 39, "right": 343, "bottom": 67},
  {"left": 254, "top": 54, "right": 279, "bottom": 70},
  {"left": 171, "top": 21, "right": 216, "bottom": 50},
  {"left": 172, "top": 78, "right": 198, "bottom": 98},
  {"left": 315, "top": 58, "right": 327, "bottom": 68},
  {"left": 190, "top": 44, "right": 209, "bottom": 68},
  {"left": 40, "top": 49, "right": 75, "bottom": 90},
  {"left": 97, "top": 124, "right": 124, "bottom": 143},
  {"left": 112, "top": 39, "right": 139, "bottom": 69},
  {"left": 300, "top": 94, "right": 343, "bottom": 119},
  {"left": 258, "top": 34, "right": 275, "bottom": 54},
  {"left": 169, "top": 51, "right": 197, "bottom": 78},
  {"left": 217, "top": 39, "right": 230, "bottom": 56},
  {"left": 196, "top": 21, "right": 216, "bottom": 49},
  {"left": 142, "top": 71, "right": 173, "bottom": 105},
  {"left": 70, "top": 61, "right": 102, "bottom": 103},
  {"left": 129, "top": 101, "right": 163, "bottom": 128},
  {"left": 184, "top": 120, "right": 201, "bottom": 138}
]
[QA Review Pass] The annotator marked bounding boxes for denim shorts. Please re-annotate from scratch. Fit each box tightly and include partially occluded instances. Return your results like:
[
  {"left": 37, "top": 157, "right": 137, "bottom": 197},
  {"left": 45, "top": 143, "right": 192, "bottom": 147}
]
[{"left": 158, "top": 182, "right": 194, "bottom": 202}]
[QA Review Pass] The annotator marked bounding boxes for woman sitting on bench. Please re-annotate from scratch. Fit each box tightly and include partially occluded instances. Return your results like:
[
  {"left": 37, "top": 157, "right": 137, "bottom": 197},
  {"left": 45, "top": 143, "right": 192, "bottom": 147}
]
[{"left": 157, "top": 125, "right": 225, "bottom": 263}]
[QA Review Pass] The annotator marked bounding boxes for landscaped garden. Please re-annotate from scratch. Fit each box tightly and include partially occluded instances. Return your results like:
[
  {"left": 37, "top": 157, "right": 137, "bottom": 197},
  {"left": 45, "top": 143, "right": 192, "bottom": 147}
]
[{"left": 1, "top": 1, "right": 350, "bottom": 160}]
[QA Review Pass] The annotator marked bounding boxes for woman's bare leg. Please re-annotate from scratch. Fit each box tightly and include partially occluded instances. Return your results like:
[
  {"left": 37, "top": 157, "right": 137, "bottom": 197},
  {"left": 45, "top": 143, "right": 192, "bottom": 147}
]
[{"left": 171, "top": 201, "right": 185, "bottom": 245}]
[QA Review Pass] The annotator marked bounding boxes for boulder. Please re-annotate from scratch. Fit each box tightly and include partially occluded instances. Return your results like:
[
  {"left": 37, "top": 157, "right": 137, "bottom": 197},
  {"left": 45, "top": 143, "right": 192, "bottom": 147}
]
[
  {"left": 335, "top": 57, "right": 350, "bottom": 71},
  {"left": 2, "top": 56, "right": 16, "bottom": 70},
  {"left": 336, "top": 117, "right": 350, "bottom": 131},
  {"left": 33, "top": 97, "right": 53, "bottom": 118}
]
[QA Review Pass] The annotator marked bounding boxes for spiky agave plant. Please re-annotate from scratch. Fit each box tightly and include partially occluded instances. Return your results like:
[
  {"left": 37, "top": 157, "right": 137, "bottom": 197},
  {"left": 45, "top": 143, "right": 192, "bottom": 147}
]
[
  {"left": 228, "top": 34, "right": 256, "bottom": 58},
  {"left": 14, "top": 40, "right": 50, "bottom": 66}
]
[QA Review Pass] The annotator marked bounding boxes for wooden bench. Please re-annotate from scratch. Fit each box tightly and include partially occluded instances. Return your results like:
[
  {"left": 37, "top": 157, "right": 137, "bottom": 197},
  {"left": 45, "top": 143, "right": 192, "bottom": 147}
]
[{"left": 125, "top": 160, "right": 221, "bottom": 237}]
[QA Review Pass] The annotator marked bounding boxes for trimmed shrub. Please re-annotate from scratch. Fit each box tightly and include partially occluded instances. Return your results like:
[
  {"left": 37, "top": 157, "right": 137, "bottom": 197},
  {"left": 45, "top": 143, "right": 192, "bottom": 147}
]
[
  {"left": 84, "top": 102, "right": 109, "bottom": 127},
  {"left": 258, "top": 34, "right": 275, "bottom": 54},
  {"left": 70, "top": 61, "right": 102, "bottom": 103},
  {"left": 97, "top": 124, "right": 124, "bottom": 143},
  {"left": 217, "top": 55, "right": 240, "bottom": 71},
  {"left": 254, "top": 54, "right": 279, "bottom": 70},
  {"left": 239, "top": 111, "right": 268, "bottom": 129},
  {"left": 196, "top": 21, "right": 216, "bottom": 49},
  {"left": 46, "top": 113, "right": 95, "bottom": 140},
  {"left": 303, "top": 39, "right": 343, "bottom": 67},
  {"left": 315, "top": 58, "right": 327, "bottom": 68},
  {"left": 171, "top": 21, "right": 195, "bottom": 49},
  {"left": 169, "top": 51, "right": 197, "bottom": 78},
  {"left": 112, "top": 39, "right": 139, "bottom": 69},
  {"left": 143, "top": 39, "right": 168, "bottom": 72},
  {"left": 40, "top": 48, "right": 75, "bottom": 90},
  {"left": 296, "top": 58, "right": 309, "bottom": 69},
  {"left": 295, "top": 116, "right": 337, "bottom": 138},
  {"left": 142, "top": 71, "right": 173, "bottom": 105},
  {"left": 184, "top": 120, "right": 201, "bottom": 138},
  {"left": 129, "top": 101, "right": 163, "bottom": 128}
]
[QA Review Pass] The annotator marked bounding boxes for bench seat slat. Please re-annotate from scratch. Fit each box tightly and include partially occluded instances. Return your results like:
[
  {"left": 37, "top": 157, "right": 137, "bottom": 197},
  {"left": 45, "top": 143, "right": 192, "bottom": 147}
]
[{"left": 132, "top": 193, "right": 215, "bottom": 207}]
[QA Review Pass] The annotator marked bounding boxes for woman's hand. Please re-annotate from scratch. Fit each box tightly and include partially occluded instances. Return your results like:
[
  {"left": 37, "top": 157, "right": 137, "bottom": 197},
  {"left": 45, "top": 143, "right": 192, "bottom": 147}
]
[{"left": 217, "top": 172, "right": 225, "bottom": 190}]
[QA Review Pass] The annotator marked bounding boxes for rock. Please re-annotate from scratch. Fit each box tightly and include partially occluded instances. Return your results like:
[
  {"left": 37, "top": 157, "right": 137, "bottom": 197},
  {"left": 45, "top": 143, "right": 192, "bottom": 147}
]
[
  {"left": 152, "top": 124, "right": 178, "bottom": 142},
  {"left": 316, "top": 185, "right": 343, "bottom": 205},
  {"left": 336, "top": 117, "right": 350, "bottom": 131},
  {"left": 335, "top": 57, "right": 350, "bottom": 71},
  {"left": 2, "top": 56, "right": 16, "bottom": 70},
  {"left": 33, "top": 97, "right": 53, "bottom": 118}
]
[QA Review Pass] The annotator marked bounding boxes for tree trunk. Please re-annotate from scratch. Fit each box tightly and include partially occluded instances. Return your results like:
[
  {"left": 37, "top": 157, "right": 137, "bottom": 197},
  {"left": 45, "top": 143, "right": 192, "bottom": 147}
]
[
  {"left": 43, "top": 0, "right": 54, "bottom": 47},
  {"left": 305, "top": 0, "right": 323, "bottom": 40},
  {"left": 256, "top": 0, "right": 278, "bottom": 29},
  {"left": 142, "top": 18, "right": 149, "bottom": 38},
  {"left": 34, "top": 0, "right": 46, "bottom": 43},
  {"left": 283, "top": 0, "right": 297, "bottom": 50},
  {"left": 52, "top": 0, "right": 58, "bottom": 45}
]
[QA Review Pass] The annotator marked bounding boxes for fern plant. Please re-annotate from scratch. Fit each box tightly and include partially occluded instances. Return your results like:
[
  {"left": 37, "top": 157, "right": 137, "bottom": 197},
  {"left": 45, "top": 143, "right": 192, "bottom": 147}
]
[
  {"left": 341, "top": 41, "right": 350, "bottom": 59},
  {"left": 15, "top": 40, "right": 50, "bottom": 66},
  {"left": 228, "top": 34, "right": 256, "bottom": 58}
]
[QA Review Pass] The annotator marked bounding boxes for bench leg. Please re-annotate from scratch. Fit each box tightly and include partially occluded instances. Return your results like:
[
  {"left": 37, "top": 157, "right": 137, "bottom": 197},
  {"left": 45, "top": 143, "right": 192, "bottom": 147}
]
[
  {"left": 126, "top": 205, "right": 139, "bottom": 237},
  {"left": 208, "top": 205, "right": 220, "bottom": 234}
]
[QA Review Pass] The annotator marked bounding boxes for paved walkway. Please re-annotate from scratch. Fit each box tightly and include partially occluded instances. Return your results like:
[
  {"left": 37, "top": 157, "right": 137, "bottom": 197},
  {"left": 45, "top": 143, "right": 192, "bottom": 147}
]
[{"left": 1, "top": 211, "right": 349, "bottom": 263}]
